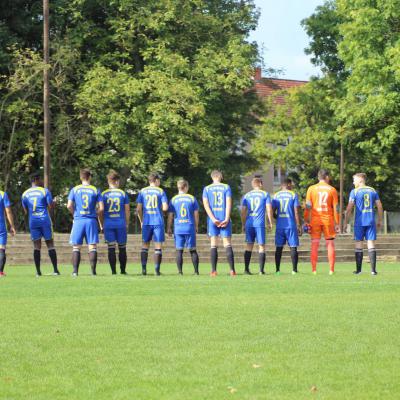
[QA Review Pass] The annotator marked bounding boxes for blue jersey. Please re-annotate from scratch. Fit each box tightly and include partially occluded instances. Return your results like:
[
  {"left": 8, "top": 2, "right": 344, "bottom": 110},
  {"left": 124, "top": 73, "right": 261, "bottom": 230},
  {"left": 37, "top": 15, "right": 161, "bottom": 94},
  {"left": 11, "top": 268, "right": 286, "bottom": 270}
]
[
  {"left": 241, "top": 190, "right": 271, "bottom": 227},
  {"left": 102, "top": 188, "right": 130, "bottom": 228},
  {"left": 168, "top": 194, "right": 199, "bottom": 234},
  {"left": 272, "top": 190, "right": 300, "bottom": 229},
  {"left": 68, "top": 184, "right": 102, "bottom": 219},
  {"left": 0, "top": 191, "right": 11, "bottom": 231},
  {"left": 349, "top": 186, "right": 380, "bottom": 227},
  {"left": 202, "top": 183, "right": 232, "bottom": 222},
  {"left": 21, "top": 186, "right": 53, "bottom": 227},
  {"left": 136, "top": 186, "right": 168, "bottom": 226}
]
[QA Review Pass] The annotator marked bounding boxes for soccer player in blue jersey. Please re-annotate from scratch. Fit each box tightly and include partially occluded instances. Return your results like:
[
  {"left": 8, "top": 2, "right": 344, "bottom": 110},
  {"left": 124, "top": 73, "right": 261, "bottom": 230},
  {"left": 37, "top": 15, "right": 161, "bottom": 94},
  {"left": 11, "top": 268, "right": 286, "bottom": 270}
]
[
  {"left": 271, "top": 178, "right": 302, "bottom": 275},
  {"left": 21, "top": 174, "right": 59, "bottom": 276},
  {"left": 202, "top": 170, "right": 236, "bottom": 276},
  {"left": 0, "top": 189, "right": 16, "bottom": 277},
  {"left": 67, "top": 169, "right": 104, "bottom": 276},
  {"left": 98, "top": 171, "right": 130, "bottom": 275},
  {"left": 167, "top": 179, "right": 200, "bottom": 275},
  {"left": 344, "top": 173, "right": 383, "bottom": 275},
  {"left": 136, "top": 173, "right": 168, "bottom": 276},
  {"left": 241, "top": 177, "right": 273, "bottom": 275}
]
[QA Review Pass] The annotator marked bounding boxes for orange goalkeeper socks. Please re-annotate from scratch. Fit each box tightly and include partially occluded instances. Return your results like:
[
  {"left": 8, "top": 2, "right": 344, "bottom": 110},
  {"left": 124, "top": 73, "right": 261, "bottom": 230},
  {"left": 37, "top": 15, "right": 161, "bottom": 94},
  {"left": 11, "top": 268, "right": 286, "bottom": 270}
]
[
  {"left": 311, "top": 239, "right": 320, "bottom": 272},
  {"left": 326, "top": 239, "right": 336, "bottom": 272}
]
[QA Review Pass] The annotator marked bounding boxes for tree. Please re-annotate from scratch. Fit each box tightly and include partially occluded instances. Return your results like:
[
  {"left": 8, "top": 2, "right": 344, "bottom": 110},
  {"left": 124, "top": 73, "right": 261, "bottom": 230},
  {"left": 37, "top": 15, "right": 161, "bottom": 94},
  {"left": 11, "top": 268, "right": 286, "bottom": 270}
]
[{"left": 256, "top": 0, "right": 400, "bottom": 209}]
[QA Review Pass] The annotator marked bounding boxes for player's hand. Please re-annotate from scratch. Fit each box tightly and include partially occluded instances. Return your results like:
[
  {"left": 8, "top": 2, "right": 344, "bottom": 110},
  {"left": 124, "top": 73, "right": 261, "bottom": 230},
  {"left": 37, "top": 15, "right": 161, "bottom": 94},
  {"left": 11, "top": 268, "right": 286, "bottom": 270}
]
[
  {"left": 195, "top": 227, "right": 199, "bottom": 234},
  {"left": 212, "top": 218, "right": 221, "bottom": 227},
  {"left": 268, "top": 223, "right": 273, "bottom": 232},
  {"left": 297, "top": 225, "right": 302, "bottom": 236},
  {"left": 335, "top": 224, "right": 340, "bottom": 233},
  {"left": 9, "top": 227, "right": 16, "bottom": 236},
  {"left": 167, "top": 228, "right": 172, "bottom": 238},
  {"left": 219, "top": 219, "right": 229, "bottom": 228},
  {"left": 377, "top": 221, "right": 382, "bottom": 231},
  {"left": 241, "top": 226, "right": 245, "bottom": 234}
]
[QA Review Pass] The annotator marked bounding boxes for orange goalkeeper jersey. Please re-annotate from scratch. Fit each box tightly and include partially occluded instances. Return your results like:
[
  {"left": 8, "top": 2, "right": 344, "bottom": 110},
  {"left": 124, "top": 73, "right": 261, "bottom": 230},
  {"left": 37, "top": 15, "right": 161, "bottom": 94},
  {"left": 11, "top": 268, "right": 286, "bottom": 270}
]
[{"left": 305, "top": 182, "right": 339, "bottom": 226}]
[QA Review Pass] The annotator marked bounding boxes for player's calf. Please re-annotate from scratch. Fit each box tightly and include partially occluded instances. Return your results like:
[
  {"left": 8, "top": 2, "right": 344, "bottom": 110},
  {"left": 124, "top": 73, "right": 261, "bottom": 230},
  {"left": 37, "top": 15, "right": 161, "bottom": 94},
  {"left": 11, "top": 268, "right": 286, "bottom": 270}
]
[
  {"left": 290, "top": 246, "right": 298, "bottom": 273},
  {"left": 33, "top": 239, "right": 42, "bottom": 277},
  {"left": 88, "top": 245, "right": 97, "bottom": 275},
  {"left": 118, "top": 244, "right": 127, "bottom": 274},
  {"left": 72, "top": 246, "right": 81, "bottom": 276},
  {"left": 140, "top": 245, "right": 149, "bottom": 275},
  {"left": 190, "top": 248, "right": 199, "bottom": 275},
  {"left": 176, "top": 248, "right": 183, "bottom": 274},
  {"left": 275, "top": 246, "right": 283, "bottom": 273},
  {"left": 154, "top": 245, "right": 162, "bottom": 275},
  {"left": 244, "top": 243, "right": 254, "bottom": 274},
  {"left": 107, "top": 242, "right": 117, "bottom": 274},
  {"left": 0, "top": 247, "right": 6, "bottom": 276},
  {"left": 45, "top": 240, "right": 59, "bottom": 275}
]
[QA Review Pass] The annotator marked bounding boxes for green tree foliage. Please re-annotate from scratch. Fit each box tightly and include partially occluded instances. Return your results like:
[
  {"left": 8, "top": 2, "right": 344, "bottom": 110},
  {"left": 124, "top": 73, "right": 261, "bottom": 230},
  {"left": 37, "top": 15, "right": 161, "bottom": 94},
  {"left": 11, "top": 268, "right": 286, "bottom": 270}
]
[
  {"left": 0, "top": 0, "right": 263, "bottom": 230},
  {"left": 256, "top": 0, "right": 400, "bottom": 209}
]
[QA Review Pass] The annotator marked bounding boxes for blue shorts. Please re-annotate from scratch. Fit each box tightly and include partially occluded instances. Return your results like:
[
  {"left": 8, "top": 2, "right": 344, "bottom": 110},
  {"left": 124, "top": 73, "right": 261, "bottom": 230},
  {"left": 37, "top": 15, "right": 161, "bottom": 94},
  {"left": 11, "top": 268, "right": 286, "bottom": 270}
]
[
  {"left": 142, "top": 225, "right": 165, "bottom": 243},
  {"left": 70, "top": 219, "right": 99, "bottom": 245},
  {"left": 275, "top": 228, "right": 299, "bottom": 247},
  {"left": 245, "top": 226, "right": 266, "bottom": 245},
  {"left": 104, "top": 225, "right": 127, "bottom": 244},
  {"left": 30, "top": 222, "right": 53, "bottom": 241},
  {"left": 174, "top": 232, "right": 196, "bottom": 249},
  {"left": 354, "top": 225, "right": 376, "bottom": 241},
  {"left": 0, "top": 230, "right": 7, "bottom": 246},
  {"left": 207, "top": 220, "right": 232, "bottom": 238}
]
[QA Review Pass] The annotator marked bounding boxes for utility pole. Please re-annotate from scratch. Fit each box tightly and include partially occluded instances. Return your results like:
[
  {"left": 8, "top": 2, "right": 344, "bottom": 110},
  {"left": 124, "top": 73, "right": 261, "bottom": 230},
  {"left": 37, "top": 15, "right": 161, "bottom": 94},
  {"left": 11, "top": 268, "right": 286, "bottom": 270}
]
[
  {"left": 339, "top": 135, "right": 345, "bottom": 233},
  {"left": 43, "top": 0, "right": 50, "bottom": 188}
]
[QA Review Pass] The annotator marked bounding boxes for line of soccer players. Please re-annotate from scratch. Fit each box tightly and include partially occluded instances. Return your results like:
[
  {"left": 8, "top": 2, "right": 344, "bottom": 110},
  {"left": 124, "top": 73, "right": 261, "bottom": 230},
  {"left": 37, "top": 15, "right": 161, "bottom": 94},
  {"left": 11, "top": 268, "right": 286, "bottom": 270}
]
[{"left": 0, "top": 168, "right": 383, "bottom": 277}]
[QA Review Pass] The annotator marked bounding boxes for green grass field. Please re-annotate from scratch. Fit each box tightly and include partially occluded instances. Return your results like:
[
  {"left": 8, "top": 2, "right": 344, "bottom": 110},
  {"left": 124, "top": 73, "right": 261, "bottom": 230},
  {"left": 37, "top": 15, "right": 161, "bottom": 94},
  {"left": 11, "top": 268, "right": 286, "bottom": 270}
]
[{"left": 1, "top": 262, "right": 400, "bottom": 400}]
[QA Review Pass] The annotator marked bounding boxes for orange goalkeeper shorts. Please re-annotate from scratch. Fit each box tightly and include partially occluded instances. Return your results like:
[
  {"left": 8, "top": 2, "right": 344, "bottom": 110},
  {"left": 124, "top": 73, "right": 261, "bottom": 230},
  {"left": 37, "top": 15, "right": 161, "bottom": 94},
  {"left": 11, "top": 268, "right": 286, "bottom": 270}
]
[{"left": 310, "top": 224, "right": 336, "bottom": 240}]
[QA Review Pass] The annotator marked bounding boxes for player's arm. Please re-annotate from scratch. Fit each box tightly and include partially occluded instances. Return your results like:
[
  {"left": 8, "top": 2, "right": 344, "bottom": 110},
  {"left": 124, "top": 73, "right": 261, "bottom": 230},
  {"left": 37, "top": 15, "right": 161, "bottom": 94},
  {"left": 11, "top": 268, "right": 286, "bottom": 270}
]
[
  {"left": 98, "top": 208, "right": 104, "bottom": 231},
  {"left": 5, "top": 207, "right": 16, "bottom": 236},
  {"left": 136, "top": 203, "right": 143, "bottom": 227},
  {"left": 167, "top": 212, "right": 173, "bottom": 237},
  {"left": 305, "top": 188, "right": 312, "bottom": 224},
  {"left": 240, "top": 204, "right": 247, "bottom": 233},
  {"left": 220, "top": 195, "right": 232, "bottom": 228},
  {"left": 125, "top": 203, "right": 130, "bottom": 230},
  {"left": 67, "top": 199, "right": 74, "bottom": 215},
  {"left": 295, "top": 206, "right": 302, "bottom": 234},
  {"left": 202, "top": 196, "right": 218, "bottom": 225},
  {"left": 344, "top": 202, "right": 354, "bottom": 231},
  {"left": 332, "top": 189, "right": 340, "bottom": 231},
  {"left": 194, "top": 209, "right": 199, "bottom": 233},
  {"left": 266, "top": 203, "right": 273, "bottom": 230},
  {"left": 376, "top": 199, "right": 383, "bottom": 230}
]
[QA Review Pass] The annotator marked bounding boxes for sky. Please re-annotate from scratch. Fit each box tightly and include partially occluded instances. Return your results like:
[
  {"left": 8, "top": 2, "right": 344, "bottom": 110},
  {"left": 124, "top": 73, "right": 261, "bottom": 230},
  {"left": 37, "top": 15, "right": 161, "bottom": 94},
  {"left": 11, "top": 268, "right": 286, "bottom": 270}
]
[{"left": 249, "top": 0, "right": 325, "bottom": 81}]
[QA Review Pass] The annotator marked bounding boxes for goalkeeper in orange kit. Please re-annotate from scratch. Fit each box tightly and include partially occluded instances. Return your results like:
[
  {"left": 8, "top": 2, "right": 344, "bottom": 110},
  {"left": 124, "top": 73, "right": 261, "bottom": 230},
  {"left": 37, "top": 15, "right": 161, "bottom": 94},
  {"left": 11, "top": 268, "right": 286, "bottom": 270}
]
[{"left": 304, "top": 170, "right": 340, "bottom": 275}]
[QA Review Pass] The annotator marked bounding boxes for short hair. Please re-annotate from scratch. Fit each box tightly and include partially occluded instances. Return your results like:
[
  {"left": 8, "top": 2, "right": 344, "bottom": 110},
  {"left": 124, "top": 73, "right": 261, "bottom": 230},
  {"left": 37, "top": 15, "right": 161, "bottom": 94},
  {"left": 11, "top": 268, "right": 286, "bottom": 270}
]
[
  {"left": 30, "top": 172, "right": 42, "bottom": 183},
  {"left": 353, "top": 172, "right": 366, "bottom": 182},
  {"left": 107, "top": 170, "right": 120, "bottom": 183},
  {"left": 252, "top": 177, "right": 263, "bottom": 186},
  {"left": 80, "top": 168, "right": 92, "bottom": 180},
  {"left": 148, "top": 172, "right": 160, "bottom": 183},
  {"left": 211, "top": 170, "right": 223, "bottom": 180},
  {"left": 318, "top": 169, "right": 329, "bottom": 180},
  {"left": 281, "top": 178, "right": 292, "bottom": 186},
  {"left": 177, "top": 179, "right": 188, "bottom": 190}
]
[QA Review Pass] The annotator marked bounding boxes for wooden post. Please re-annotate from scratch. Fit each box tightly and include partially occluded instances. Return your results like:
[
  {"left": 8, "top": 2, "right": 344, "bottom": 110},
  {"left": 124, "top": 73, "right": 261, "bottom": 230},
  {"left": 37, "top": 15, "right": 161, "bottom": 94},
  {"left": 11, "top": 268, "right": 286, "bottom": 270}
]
[
  {"left": 339, "top": 141, "right": 344, "bottom": 233},
  {"left": 43, "top": 0, "right": 50, "bottom": 188}
]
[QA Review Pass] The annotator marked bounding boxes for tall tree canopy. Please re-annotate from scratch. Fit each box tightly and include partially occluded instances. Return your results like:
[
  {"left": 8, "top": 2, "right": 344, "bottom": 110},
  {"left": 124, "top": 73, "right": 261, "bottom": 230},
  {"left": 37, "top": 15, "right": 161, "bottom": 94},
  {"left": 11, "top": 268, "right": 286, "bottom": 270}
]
[
  {"left": 255, "top": 0, "right": 400, "bottom": 209},
  {"left": 0, "top": 0, "right": 263, "bottom": 229}
]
